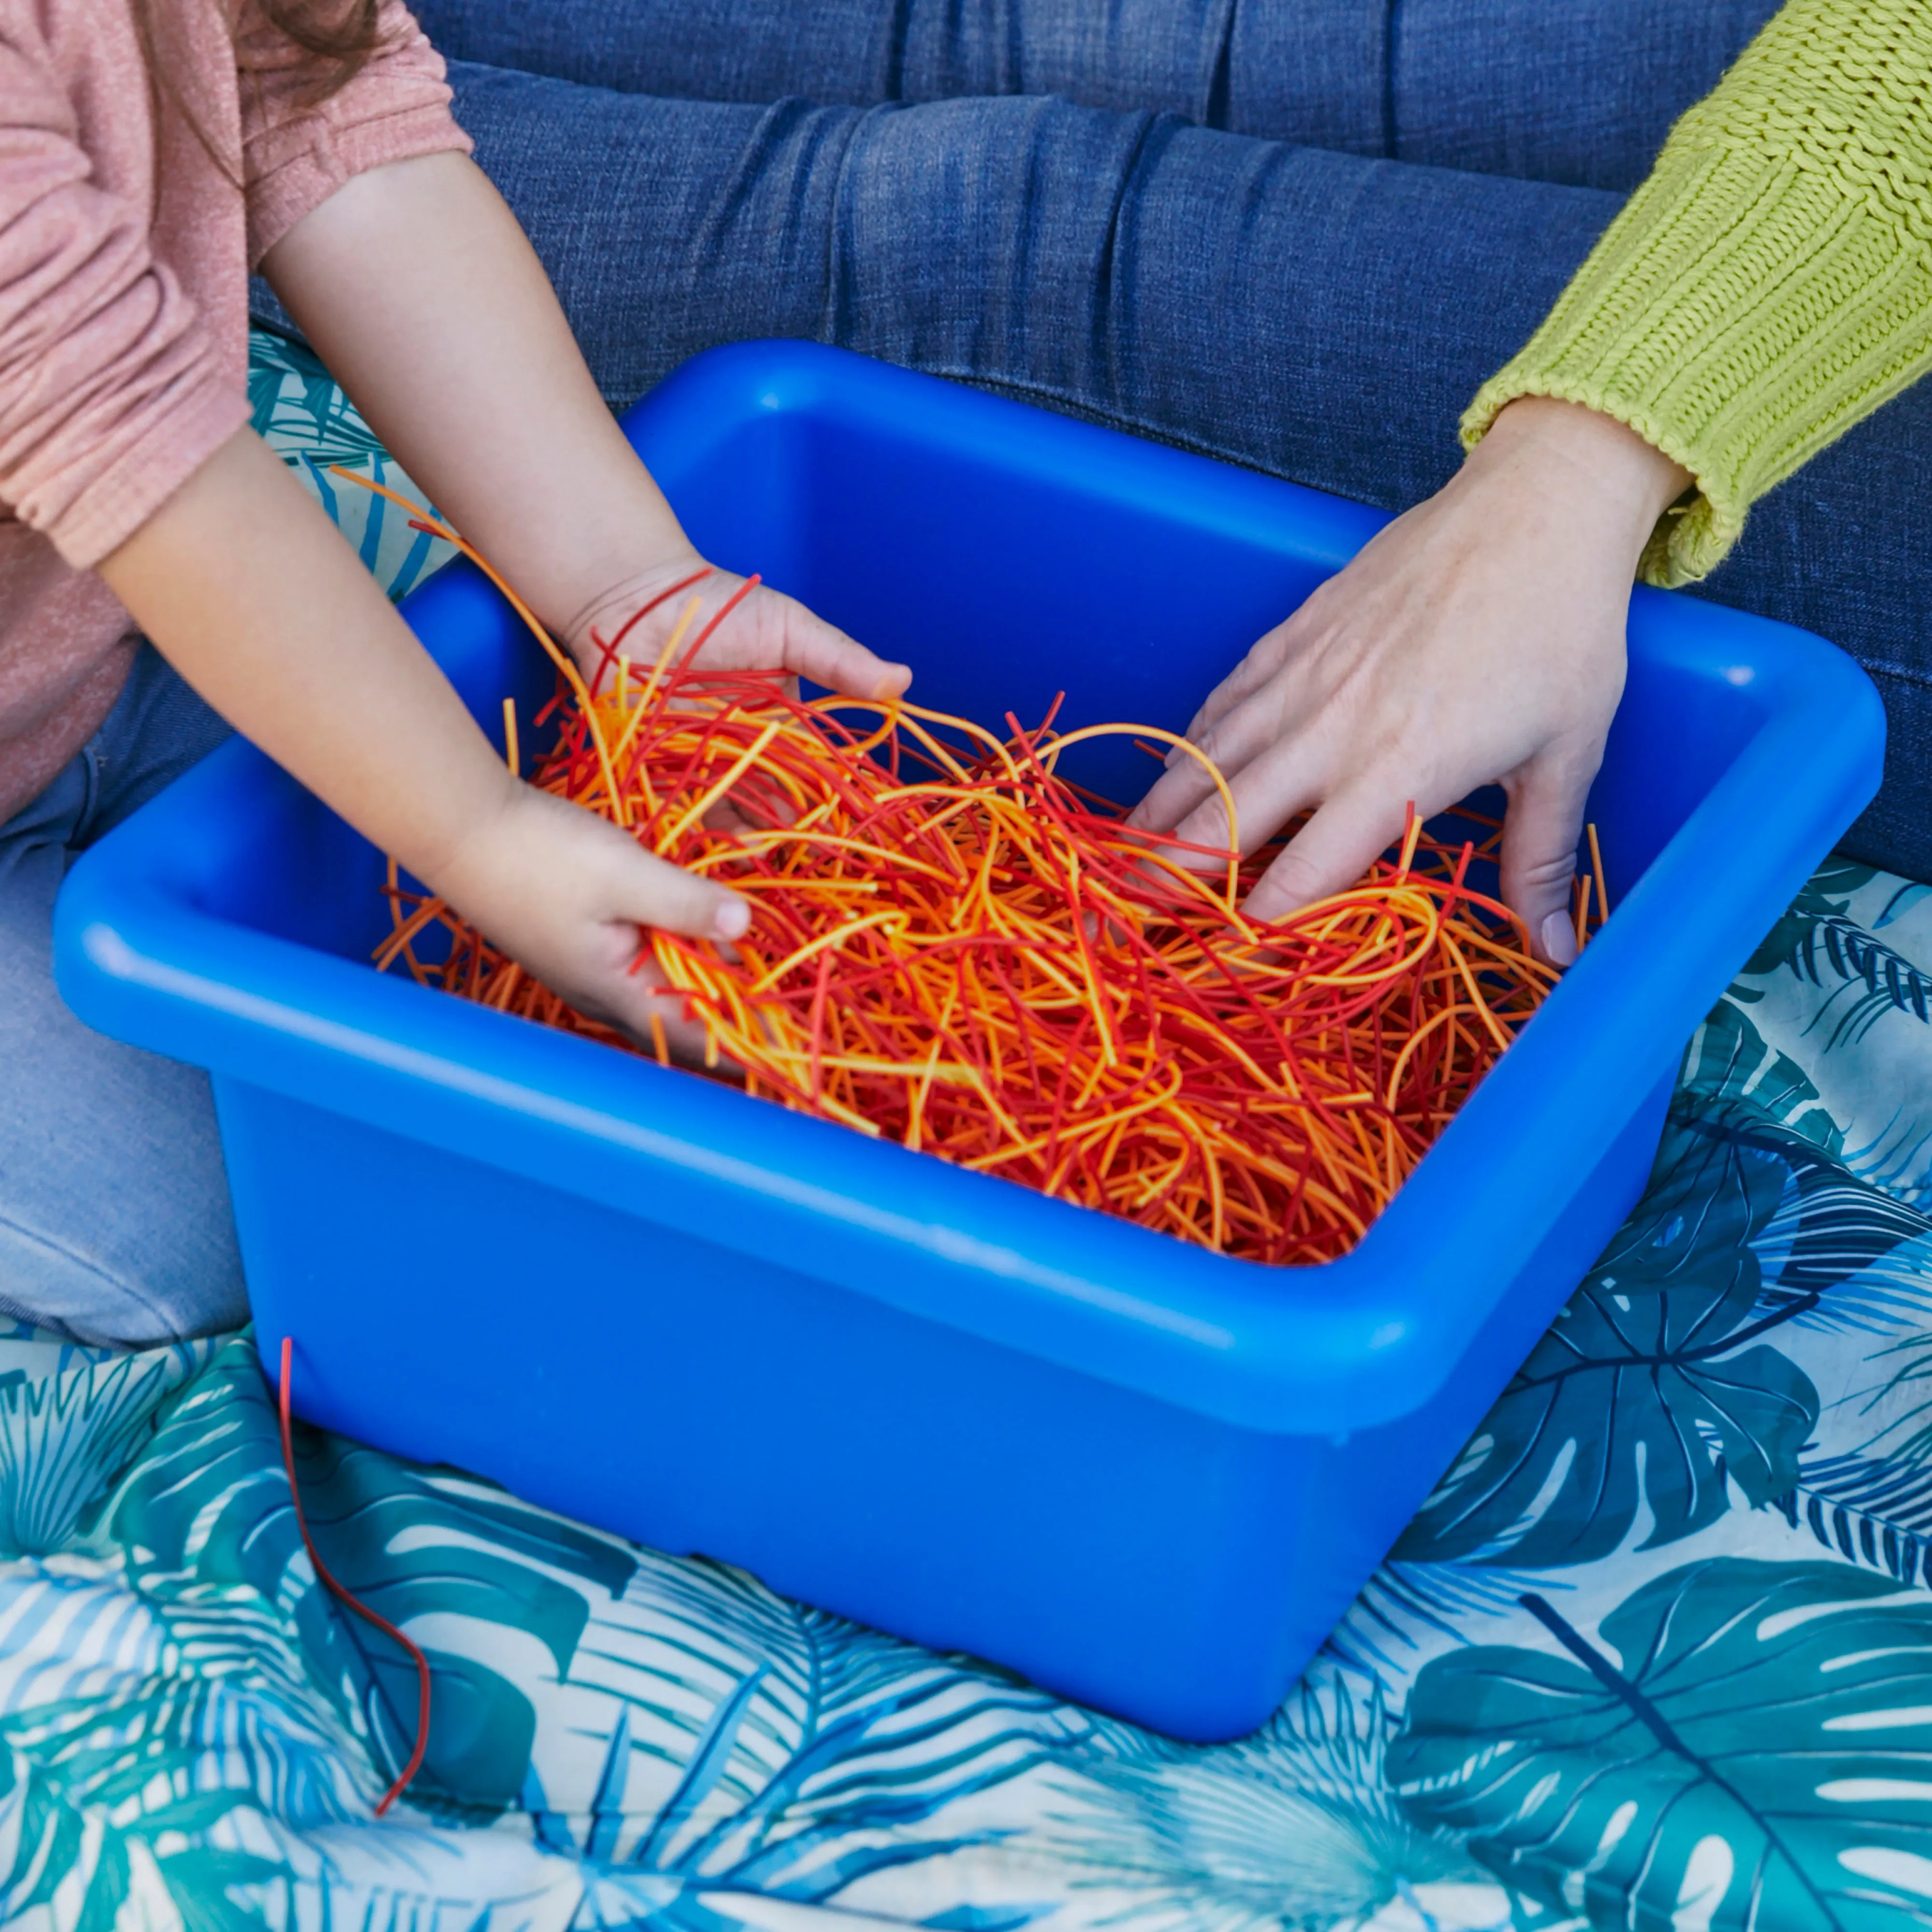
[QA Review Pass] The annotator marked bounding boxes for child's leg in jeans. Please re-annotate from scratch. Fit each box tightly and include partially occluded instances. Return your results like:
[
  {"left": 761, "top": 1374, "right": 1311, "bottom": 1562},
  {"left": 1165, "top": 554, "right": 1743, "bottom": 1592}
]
[{"left": 0, "top": 645, "right": 243, "bottom": 1347}]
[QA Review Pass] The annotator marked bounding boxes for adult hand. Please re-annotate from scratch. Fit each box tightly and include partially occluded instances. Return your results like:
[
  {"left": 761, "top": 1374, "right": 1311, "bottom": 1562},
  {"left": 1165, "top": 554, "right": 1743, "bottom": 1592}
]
[{"left": 1128, "top": 398, "right": 1692, "bottom": 963}]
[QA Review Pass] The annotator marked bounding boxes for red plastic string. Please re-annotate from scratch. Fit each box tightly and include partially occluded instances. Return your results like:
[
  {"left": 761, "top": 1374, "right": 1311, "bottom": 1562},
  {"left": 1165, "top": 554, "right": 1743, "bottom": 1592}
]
[
  {"left": 586, "top": 565, "right": 716, "bottom": 695},
  {"left": 276, "top": 1336, "right": 431, "bottom": 1818},
  {"left": 333, "top": 469, "right": 1605, "bottom": 1263},
  {"left": 675, "top": 573, "right": 762, "bottom": 672},
  {"left": 376, "top": 657, "right": 1606, "bottom": 1262}
]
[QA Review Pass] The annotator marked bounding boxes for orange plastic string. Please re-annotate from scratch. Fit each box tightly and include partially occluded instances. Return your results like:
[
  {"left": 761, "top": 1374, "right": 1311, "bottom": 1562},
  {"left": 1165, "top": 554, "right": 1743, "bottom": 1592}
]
[{"left": 343, "top": 495, "right": 1595, "bottom": 1262}]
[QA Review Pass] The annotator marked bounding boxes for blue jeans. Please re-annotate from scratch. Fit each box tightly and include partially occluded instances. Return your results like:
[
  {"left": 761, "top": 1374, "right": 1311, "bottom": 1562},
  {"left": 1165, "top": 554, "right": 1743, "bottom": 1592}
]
[
  {"left": 410, "top": 0, "right": 1779, "bottom": 192},
  {"left": 0, "top": 646, "right": 243, "bottom": 1344}
]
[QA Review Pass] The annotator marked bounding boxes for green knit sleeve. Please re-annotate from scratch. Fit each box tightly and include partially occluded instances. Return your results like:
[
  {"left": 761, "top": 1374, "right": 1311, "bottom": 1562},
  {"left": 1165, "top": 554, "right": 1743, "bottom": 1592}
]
[{"left": 1461, "top": 0, "right": 1932, "bottom": 586}]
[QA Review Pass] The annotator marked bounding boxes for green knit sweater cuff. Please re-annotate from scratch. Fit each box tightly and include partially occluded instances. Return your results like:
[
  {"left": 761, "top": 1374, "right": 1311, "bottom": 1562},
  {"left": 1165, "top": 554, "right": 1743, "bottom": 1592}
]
[{"left": 1461, "top": 28, "right": 1932, "bottom": 586}]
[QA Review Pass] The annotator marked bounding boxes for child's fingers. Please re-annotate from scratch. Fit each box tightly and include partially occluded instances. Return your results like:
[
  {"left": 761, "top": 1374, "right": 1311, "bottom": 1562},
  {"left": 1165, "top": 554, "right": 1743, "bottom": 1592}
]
[
  {"left": 766, "top": 595, "right": 910, "bottom": 701},
  {"left": 608, "top": 570, "right": 908, "bottom": 703},
  {"left": 604, "top": 839, "right": 749, "bottom": 943},
  {"left": 625, "top": 957, "right": 732, "bottom": 1068}
]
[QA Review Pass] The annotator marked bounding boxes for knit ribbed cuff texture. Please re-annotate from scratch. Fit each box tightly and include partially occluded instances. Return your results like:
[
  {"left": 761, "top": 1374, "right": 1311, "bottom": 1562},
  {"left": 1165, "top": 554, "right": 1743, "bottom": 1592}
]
[{"left": 1461, "top": 0, "right": 1932, "bottom": 586}]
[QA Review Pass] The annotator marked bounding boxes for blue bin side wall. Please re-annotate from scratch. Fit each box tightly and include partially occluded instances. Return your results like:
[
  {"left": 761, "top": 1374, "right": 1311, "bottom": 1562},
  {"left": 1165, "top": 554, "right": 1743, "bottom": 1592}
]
[
  {"left": 225, "top": 1064, "right": 1669, "bottom": 1741},
  {"left": 225, "top": 1079, "right": 1321, "bottom": 1739},
  {"left": 1266, "top": 1073, "right": 1675, "bottom": 1666}
]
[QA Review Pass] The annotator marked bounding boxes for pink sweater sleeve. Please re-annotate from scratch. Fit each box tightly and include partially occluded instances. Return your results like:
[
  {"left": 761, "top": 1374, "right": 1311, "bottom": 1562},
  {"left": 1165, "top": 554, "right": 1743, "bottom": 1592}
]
[
  {"left": 0, "top": 32, "right": 244, "bottom": 569},
  {"left": 238, "top": 0, "right": 473, "bottom": 266}
]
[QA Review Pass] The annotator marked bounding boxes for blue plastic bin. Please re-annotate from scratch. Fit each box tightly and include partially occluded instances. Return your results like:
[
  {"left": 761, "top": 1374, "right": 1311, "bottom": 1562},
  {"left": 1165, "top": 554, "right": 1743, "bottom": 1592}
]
[{"left": 57, "top": 342, "right": 1883, "bottom": 1739}]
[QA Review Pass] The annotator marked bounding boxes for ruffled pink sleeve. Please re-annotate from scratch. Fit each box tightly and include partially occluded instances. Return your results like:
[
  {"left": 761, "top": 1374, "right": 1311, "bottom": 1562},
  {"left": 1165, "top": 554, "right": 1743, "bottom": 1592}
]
[{"left": 238, "top": 0, "right": 473, "bottom": 268}]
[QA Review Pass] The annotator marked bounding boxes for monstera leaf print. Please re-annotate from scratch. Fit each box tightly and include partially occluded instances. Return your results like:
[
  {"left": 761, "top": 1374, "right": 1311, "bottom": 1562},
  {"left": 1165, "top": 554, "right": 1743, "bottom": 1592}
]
[
  {"left": 1674, "top": 995, "right": 1847, "bottom": 1146},
  {"left": 0, "top": 1557, "right": 368, "bottom": 1925},
  {"left": 1776, "top": 1452, "right": 1932, "bottom": 1587},
  {"left": 247, "top": 336, "right": 387, "bottom": 470},
  {"left": 1740, "top": 859, "right": 1932, "bottom": 1045},
  {"left": 1741, "top": 858, "right": 1879, "bottom": 980},
  {"left": 93, "top": 1336, "right": 1070, "bottom": 1918},
  {"left": 0, "top": 1341, "right": 211, "bottom": 1558},
  {"left": 249, "top": 327, "right": 454, "bottom": 600},
  {"left": 1395, "top": 1028, "right": 1810, "bottom": 1565},
  {"left": 0, "top": 1733, "right": 90, "bottom": 1923},
  {"left": 1040, "top": 1682, "right": 1503, "bottom": 1932},
  {"left": 1396, "top": 1004, "right": 1932, "bottom": 1570},
  {"left": 107, "top": 1336, "right": 639, "bottom": 1824},
  {"left": 507, "top": 1552, "right": 1080, "bottom": 1908},
  {"left": 1679, "top": 1001, "right": 1932, "bottom": 1337},
  {"left": 1390, "top": 1559, "right": 1932, "bottom": 1932}
]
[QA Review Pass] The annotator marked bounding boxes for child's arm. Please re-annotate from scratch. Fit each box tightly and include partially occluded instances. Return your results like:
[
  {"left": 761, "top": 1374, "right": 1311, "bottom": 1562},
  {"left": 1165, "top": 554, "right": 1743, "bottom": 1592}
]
[
  {"left": 98, "top": 427, "right": 749, "bottom": 1038},
  {"left": 105, "top": 147, "right": 915, "bottom": 1043},
  {"left": 258, "top": 149, "right": 898, "bottom": 689}
]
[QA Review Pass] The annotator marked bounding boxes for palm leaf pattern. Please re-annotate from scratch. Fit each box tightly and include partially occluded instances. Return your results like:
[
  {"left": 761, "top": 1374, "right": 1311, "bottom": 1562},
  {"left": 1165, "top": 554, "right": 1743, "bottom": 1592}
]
[
  {"left": 5, "top": 330, "right": 1932, "bottom": 1926},
  {"left": 1773, "top": 1450, "right": 1932, "bottom": 1584},
  {"left": 249, "top": 327, "right": 455, "bottom": 599},
  {"left": 1391, "top": 1562, "right": 1932, "bottom": 1932}
]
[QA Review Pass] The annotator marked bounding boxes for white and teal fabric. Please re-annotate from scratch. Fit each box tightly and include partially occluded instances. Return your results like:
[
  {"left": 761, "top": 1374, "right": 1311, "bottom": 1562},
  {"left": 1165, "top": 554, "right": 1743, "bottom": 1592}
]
[
  {"left": 5, "top": 329, "right": 1921, "bottom": 1929},
  {"left": 248, "top": 329, "right": 456, "bottom": 597}
]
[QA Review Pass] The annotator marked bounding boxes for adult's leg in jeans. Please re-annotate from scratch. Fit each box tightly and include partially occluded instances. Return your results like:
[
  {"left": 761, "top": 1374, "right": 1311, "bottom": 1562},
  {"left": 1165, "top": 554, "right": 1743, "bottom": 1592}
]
[
  {"left": 0, "top": 646, "right": 243, "bottom": 1346},
  {"left": 413, "top": 0, "right": 1782, "bottom": 190},
  {"left": 447, "top": 64, "right": 1932, "bottom": 877}
]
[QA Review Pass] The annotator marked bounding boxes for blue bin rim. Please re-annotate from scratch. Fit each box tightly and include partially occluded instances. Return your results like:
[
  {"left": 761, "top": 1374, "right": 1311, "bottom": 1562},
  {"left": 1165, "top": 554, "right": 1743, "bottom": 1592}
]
[{"left": 55, "top": 341, "right": 1886, "bottom": 1436}]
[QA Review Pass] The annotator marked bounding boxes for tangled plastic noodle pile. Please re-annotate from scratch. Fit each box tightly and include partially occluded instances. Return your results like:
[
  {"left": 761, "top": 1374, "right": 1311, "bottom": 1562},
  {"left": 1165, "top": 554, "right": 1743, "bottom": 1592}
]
[{"left": 363, "top": 484, "right": 1600, "bottom": 1265}]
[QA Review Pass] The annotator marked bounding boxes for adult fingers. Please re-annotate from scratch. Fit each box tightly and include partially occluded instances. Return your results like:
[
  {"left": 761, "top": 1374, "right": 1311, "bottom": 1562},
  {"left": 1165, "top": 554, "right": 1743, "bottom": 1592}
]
[
  {"left": 1243, "top": 784, "right": 1412, "bottom": 923},
  {"left": 1165, "top": 619, "right": 1304, "bottom": 768},
  {"left": 1128, "top": 744, "right": 1226, "bottom": 834},
  {"left": 1131, "top": 678, "right": 1316, "bottom": 834},
  {"left": 1167, "top": 657, "right": 1263, "bottom": 766},
  {"left": 1499, "top": 744, "right": 1601, "bottom": 967},
  {"left": 1157, "top": 714, "right": 1339, "bottom": 863}
]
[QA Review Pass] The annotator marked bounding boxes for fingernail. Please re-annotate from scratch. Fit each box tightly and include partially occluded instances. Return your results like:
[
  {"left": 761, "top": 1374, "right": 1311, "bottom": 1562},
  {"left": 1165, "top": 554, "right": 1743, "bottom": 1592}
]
[
  {"left": 1540, "top": 909, "right": 1579, "bottom": 967},
  {"left": 714, "top": 900, "right": 751, "bottom": 942}
]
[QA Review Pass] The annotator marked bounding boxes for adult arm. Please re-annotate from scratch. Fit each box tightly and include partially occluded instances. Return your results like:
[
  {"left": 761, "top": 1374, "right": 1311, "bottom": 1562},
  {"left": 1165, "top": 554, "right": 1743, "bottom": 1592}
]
[{"left": 1133, "top": 0, "right": 1932, "bottom": 961}]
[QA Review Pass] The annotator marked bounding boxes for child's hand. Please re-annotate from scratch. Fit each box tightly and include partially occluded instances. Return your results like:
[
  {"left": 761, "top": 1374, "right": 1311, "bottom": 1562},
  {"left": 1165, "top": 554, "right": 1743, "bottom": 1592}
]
[
  {"left": 567, "top": 554, "right": 911, "bottom": 703},
  {"left": 566, "top": 558, "right": 913, "bottom": 843},
  {"left": 427, "top": 778, "right": 746, "bottom": 1050}
]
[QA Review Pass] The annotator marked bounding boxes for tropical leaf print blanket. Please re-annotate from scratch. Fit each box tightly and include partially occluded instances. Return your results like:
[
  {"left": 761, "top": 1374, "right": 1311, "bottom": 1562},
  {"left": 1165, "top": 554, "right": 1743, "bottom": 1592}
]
[{"left": 7, "top": 330, "right": 1921, "bottom": 1930}]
